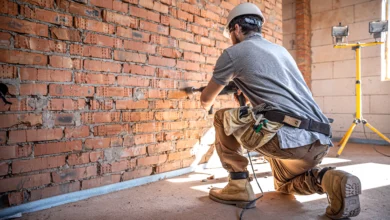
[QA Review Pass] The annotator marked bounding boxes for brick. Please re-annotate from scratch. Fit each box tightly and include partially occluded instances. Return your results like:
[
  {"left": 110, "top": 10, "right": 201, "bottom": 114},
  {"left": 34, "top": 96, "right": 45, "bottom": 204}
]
[
  {"left": 51, "top": 27, "right": 81, "bottom": 42},
  {"left": 187, "top": 24, "right": 208, "bottom": 36},
  {"left": 116, "top": 75, "right": 149, "bottom": 87},
  {"left": 0, "top": 32, "right": 11, "bottom": 47},
  {"left": 75, "top": 73, "right": 115, "bottom": 85},
  {"left": 0, "top": 49, "right": 47, "bottom": 66},
  {"left": 182, "top": 110, "right": 205, "bottom": 120},
  {"left": 149, "top": 56, "right": 176, "bottom": 67},
  {"left": 156, "top": 47, "right": 181, "bottom": 59},
  {"left": 96, "top": 87, "right": 131, "bottom": 97},
  {"left": 70, "top": 45, "right": 111, "bottom": 59},
  {"left": 93, "top": 124, "right": 128, "bottom": 136},
  {"left": 157, "top": 131, "right": 183, "bottom": 141},
  {"left": 216, "top": 41, "right": 230, "bottom": 50},
  {"left": 103, "top": 10, "right": 137, "bottom": 28},
  {"left": 21, "top": 68, "right": 70, "bottom": 82},
  {"left": 122, "top": 167, "right": 152, "bottom": 181},
  {"left": 168, "top": 150, "right": 192, "bottom": 161},
  {"left": 0, "top": 0, "right": 18, "bottom": 15},
  {"left": 90, "top": 0, "right": 128, "bottom": 13},
  {"left": 139, "top": 0, "right": 168, "bottom": 13},
  {"left": 82, "top": 175, "right": 120, "bottom": 190},
  {"left": 90, "top": 99, "right": 113, "bottom": 110},
  {"left": 8, "top": 130, "right": 26, "bottom": 144},
  {"left": 12, "top": 155, "right": 65, "bottom": 174},
  {"left": 148, "top": 89, "right": 166, "bottom": 99},
  {"left": 67, "top": 153, "right": 90, "bottom": 165},
  {"left": 21, "top": 6, "right": 72, "bottom": 26},
  {"left": 65, "top": 126, "right": 90, "bottom": 138},
  {"left": 162, "top": 121, "right": 188, "bottom": 130},
  {"left": 123, "top": 64, "right": 155, "bottom": 76},
  {"left": 7, "top": 192, "right": 24, "bottom": 206},
  {"left": 194, "top": 15, "right": 212, "bottom": 28},
  {"left": 30, "top": 182, "right": 80, "bottom": 201},
  {"left": 176, "top": 61, "right": 200, "bottom": 71},
  {"left": 0, "top": 162, "right": 8, "bottom": 176},
  {"left": 49, "top": 99, "right": 85, "bottom": 110},
  {"left": 114, "top": 50, "right": 147, "bottom": 63},
  {"left": 49, "top": 84, "right": 94, "bottom": 97},
  {"left": 84, "top": 33, "right": 122, "bottom": 47},
  {"left": 134, "top": 134, "right": 155, "bottom": 145},
  {"left": 117, "top": 27, "right": 150, "bottom": 42},
  {"left": 156, "top": 161, "right": 181, "bottom": 173},
  {"left": 195, "top": 36, "right": 215, "bottom": 46},
  {"left": 100, "top": 160, "right": 134, "bottom": 174},
  {"left": 122, "top": 112, "right": 153, "bottom": 122},
  {"left": 0, "top": 98, "right": 34, "bottom": 112},
  {"left": 116, "top": 100, "right": 148, "bottom": 110},
  {"left": 24, "top": 128, "right": 63, "bottom": 142},
  {"left": 181, "top": 71, "right": 204, "bottom": 81},
  {"left": 129, "top": 6, "right": 160, "bottom": 22},
  {"left": 74, "top": 17, "right": 115, "bottom": 34},
  {"left": 133, "top": 122, "right": 162, "bottom": 133},
  {"left": 200, "top": 9, "right": 219, "bottom": 22},
  {"left": 83, "top": 60, "right": 121, "bottom": 73},
  {"left": 53, "top": 113, "right": 76, "bottom": 126},
  {"left": 35, "top": 140, "right": 82, "bottom": 156},
  {"left": 0, "top": 65, "right": 16, "bottom": 79},
  {"left": 81, "top": 112, "right": 120, "bottom": 124},
  {"left": 121, "top": 146, "right": 147, "bottom": 157},
  {"left": 161, "top": 16, "right": 186, "bottom": 29},
  {"left": 52, "top": 166, "right": 97, "bottom": 183},
  {"left": 58, "top": 0, "right": 100, "bottom": 18},
  {"left": 85, "top": 138, "right": 110, "bottom": 149},
  {"left": 49, "top": 56, "right": 74, "bottom": 69},
  {"left": 176, "top": 139, "right": 198, "bottom": 149},
  {"left": 90, "top": 151, "right": 104, "bottom": 162},
  {"left": 124, "top": 40, "right": 156, "bottom": 54},
  {"left": 0, "top": 131, "right": 6, "bottom": 144},
  {"left": 150, "top": 35, "right": 177, "bottom": 47},
  {"left": 151, "top": 79, "right": 177, "bottom": 89},
  {"left": 202, "top": 45, "right": 220, "bottom": 56},
  {"left": 147, "top": 142, "right": 173, "bottom": 154},
  {"left": 0, "top": 145, "right": 32, "bottom": 160},
  {"left": 157, "top": 69, "right": 181, "bottom": 79},
  {"left": 170, "top": 28, "right": 193, "bottom": 42},
  {"left": 177, "top": 10, "right": 193, "bottom": 22},
  {"left": 155, "top": 111, "right": 180, "bottom": 121},
  {"left": 152, "top": 100, "right": 175, "bottom": 109},
  {"left": 0, "top": 113, "right": 42, "bottom": 128},
  {"left": 178, "top": 2, "right": 200, "bottom": 15},
  {"left": 139, "top": 20, "right": 169, "bottom": 35},
  {"left": 19, "top": 84, "right": 47, "bottom": 96},
  {"left": 179, "top": 41, "right": 201, "bottom": 52},
  {"left": 137, "top": 154, "right": 167, "bottom": 166},
  {"left": 0, "top": 173, "right": 51, "bottom": 193},
  {"left": 0, "top": 16, "right": 48, "bottom": 37}
]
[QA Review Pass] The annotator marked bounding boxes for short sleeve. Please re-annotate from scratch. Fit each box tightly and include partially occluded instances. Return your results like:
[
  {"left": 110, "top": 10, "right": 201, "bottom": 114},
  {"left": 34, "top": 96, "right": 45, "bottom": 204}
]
[{"left": 212, "top": 50, "right": 235, "bottom": 85}]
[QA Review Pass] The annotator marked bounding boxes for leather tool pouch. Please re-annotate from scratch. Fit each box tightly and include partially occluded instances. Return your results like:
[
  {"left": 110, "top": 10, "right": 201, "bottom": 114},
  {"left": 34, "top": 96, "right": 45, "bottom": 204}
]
[{"left": 240, "top": 119, "right": 283, "bottom": 151}]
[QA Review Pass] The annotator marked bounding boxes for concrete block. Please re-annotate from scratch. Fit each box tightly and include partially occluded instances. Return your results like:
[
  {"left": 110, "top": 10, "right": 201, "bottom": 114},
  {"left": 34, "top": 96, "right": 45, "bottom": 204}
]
[
  {"left": 312, "top": 62, "right": 333, "bottom": 80},
  {"left": 312, "top": 78, "right": 355, "bottom": 96},
  {"left": 323, "top": 95, "right": 370, "bottom": 114},
  {"left": 354, "top": 0, "right": 382, "bottom": 23},
  {"left": 347, "top": 21, "right": 373, "bottom": 42},
  {"left": 332, "top": 0, "right": 372, "bottom": 9},
  {"left": 312, "top": 45, "right": 355, "bottom": 63},
  {"left": 283, "top": 19, "right": 296, "bottom": 34},
  {"left": 282, "top": 2, "right": 295, "bottom": 21},
  {"left": 311, "top": 0, "right": 332, "bottom": 14},
  {"left": 333, "top": 57, "right": 381, "bottom": 78},
  {"left": 364, "top": 114, "right": 390, "bottom": 133},
  {"left": 362, "top": 76, "right": 390, "bottom": 95},
  {"left": 312, "top": 6, "right": 354, "bottom": 30},
  {"left": 326, "top": 113, "right": 364, "bottom": 133},
  {"left": 370, "top": 95, "right": 390, "bottom": 114},
  {"left": 311, "top": 29, "right": 333, "bottom": 47},
  {"left": 361, "top": 42, "right": 381, "bottom": 58},
  {"left": 283, "top": 33, "right": 295, "bottom": 50},
  {"left": 313, "top": 96, "right": 324, "bottom": 110}
]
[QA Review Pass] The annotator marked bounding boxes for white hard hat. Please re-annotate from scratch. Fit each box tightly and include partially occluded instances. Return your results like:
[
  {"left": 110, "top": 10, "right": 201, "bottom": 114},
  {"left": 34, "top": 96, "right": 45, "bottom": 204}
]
[{"left": 223, "top": 3, "right": 265, "bottom": 38}]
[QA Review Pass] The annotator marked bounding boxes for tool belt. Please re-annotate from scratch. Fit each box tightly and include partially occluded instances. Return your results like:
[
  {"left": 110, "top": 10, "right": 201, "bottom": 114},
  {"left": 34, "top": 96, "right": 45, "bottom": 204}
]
[{"left": 262, "top": 110, "right": 332, "bottom": 137}]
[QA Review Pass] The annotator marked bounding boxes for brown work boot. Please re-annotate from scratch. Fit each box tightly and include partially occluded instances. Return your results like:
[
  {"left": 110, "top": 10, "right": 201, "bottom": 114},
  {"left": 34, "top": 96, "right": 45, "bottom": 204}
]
[
  {"left": 320, "top": 169, "right": 361, "bottom": 219},
  {"left": 209, "top": 172, "right": 256, "bottom": 208}
]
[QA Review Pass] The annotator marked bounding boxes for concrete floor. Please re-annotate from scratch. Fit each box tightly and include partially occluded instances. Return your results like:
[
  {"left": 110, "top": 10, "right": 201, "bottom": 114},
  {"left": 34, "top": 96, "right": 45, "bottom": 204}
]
[{"left": 21, "top": 143, "right": 390, "bottom": 220}]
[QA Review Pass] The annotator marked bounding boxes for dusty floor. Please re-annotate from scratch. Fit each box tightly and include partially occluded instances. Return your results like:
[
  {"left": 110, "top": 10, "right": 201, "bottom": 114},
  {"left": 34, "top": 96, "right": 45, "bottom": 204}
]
[{"left": 21, "top": 143, "right": 390, "bottom": 220}]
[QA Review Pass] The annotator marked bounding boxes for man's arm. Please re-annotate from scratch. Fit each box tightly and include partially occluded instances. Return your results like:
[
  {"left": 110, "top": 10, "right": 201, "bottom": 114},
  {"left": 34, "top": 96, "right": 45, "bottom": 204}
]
[{"left": 200, "top": 79, "right": 225, "bottom": 110}]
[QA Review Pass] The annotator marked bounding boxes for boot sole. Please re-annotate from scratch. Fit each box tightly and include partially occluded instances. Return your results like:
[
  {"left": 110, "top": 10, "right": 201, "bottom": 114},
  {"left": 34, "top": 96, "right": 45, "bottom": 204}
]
[
  {"left": 209, "top": 194, "right": 256, "bottom": 209},
  {"left": 327, "top": 174, "right": 361, "bottom": 219}
]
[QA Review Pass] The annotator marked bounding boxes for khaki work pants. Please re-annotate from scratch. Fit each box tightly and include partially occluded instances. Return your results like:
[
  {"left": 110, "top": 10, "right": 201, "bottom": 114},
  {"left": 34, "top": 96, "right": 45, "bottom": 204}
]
[{"left": 214, "top": 108, "right": 329, "bottom": 195}]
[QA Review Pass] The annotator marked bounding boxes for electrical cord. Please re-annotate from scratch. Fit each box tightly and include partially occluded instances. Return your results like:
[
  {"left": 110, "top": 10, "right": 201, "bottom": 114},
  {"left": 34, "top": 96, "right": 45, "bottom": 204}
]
[
  {"left": 239, "top": 152, "right": 264, "bottom": 220},
  {"left": 362, "top": 125, "right": 390, "bottom": 157}
]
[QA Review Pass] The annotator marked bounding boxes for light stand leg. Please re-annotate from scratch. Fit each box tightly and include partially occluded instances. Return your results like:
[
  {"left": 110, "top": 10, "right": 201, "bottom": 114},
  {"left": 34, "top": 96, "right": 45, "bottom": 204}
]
[
  {"left": 337, "top": 122, "right": 358, "bottom": 157},
  {"left": 364, "top": 121, "right": 390, "bottom": 143}
]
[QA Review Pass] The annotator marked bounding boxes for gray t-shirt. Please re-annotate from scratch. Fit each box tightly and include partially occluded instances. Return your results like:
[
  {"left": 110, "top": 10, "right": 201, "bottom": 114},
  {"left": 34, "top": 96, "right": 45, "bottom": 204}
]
[{"left": 212, "top": 33, "right": 332, "bottom": 149}]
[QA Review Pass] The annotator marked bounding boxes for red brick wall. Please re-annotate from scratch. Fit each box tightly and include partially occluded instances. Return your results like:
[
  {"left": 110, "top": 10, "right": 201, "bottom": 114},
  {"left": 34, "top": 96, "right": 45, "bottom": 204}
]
[{"left": 0, "top": 0, "right": 282, "bottom": 207}]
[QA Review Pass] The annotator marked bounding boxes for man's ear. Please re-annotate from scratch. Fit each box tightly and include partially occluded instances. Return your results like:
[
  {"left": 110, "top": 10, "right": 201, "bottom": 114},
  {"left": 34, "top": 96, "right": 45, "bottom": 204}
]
[{"left": 234, "top": 24, "right": 240, "bottom": 34}]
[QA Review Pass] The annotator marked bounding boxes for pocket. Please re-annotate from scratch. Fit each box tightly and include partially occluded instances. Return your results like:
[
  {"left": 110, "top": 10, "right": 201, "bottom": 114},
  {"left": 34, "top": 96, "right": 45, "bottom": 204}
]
[{"left": 240, "top": 120, "right": 283, "bottom": 151}]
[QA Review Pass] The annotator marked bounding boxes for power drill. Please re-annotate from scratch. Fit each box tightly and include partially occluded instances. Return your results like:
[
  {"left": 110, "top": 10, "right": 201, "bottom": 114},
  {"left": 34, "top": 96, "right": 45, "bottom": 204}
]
[{"left": 185, "top": 81, "right": 247, "bottom": 114}]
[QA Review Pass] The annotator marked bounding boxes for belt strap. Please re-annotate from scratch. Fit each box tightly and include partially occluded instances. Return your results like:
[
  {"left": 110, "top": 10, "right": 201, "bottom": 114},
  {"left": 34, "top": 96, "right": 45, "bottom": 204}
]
[
  {"left": 264, "top": 111, "right": 332, "bottom": 137},
  {"left": 230, "top": 172, "right": 249, "bottom": 180}
]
